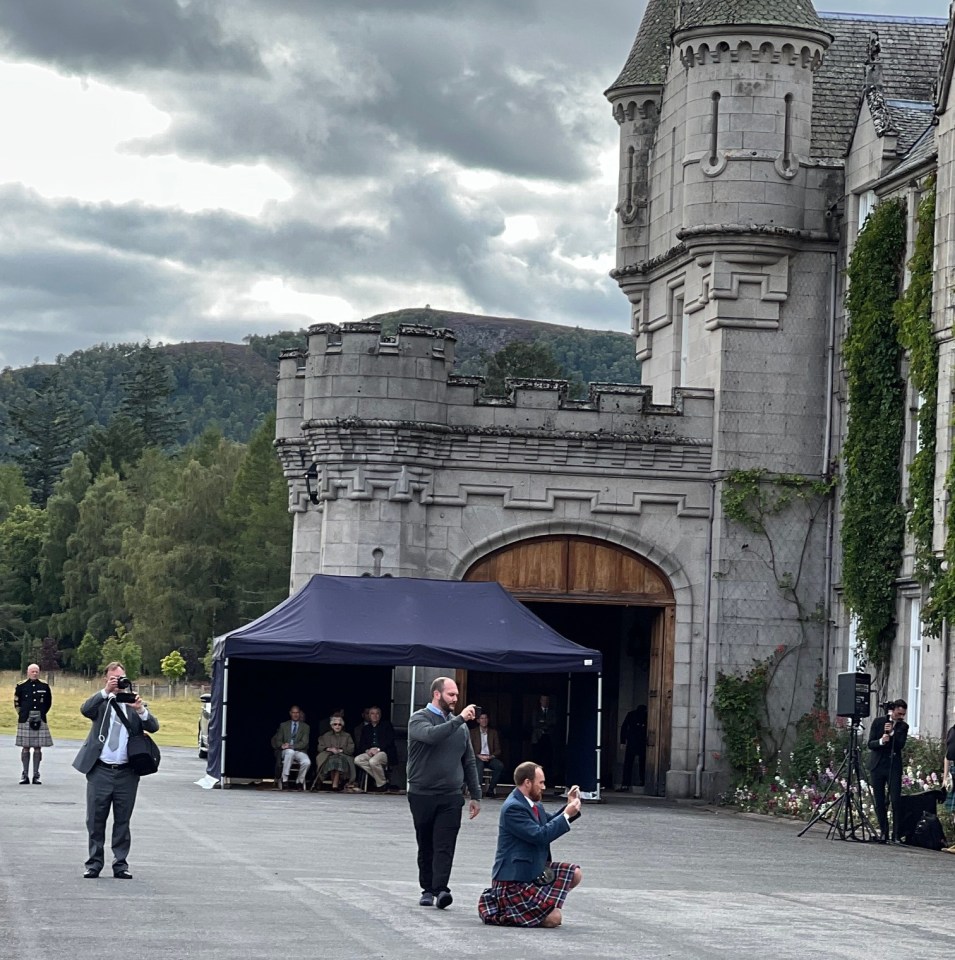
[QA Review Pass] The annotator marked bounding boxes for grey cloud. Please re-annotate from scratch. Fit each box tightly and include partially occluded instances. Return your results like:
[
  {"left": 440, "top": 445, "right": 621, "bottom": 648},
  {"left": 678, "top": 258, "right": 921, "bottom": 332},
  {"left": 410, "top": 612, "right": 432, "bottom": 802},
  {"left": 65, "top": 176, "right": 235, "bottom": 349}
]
[{"left": 0, "top": 0, "right": 263, "bottom": 76}]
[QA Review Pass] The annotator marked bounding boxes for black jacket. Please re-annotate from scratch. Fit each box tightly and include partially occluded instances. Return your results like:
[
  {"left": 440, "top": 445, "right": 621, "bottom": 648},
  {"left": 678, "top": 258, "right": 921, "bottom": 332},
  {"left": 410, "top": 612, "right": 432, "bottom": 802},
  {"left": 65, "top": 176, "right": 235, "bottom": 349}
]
[
  {"left": 356, "top": 720, "right": 397, "bottom": 758},
  {"left": 14, "top": 678, "right": 52, "bottom": 723},
  {"left": 868, "top": 714, "right": 908, "bottom": 775}
]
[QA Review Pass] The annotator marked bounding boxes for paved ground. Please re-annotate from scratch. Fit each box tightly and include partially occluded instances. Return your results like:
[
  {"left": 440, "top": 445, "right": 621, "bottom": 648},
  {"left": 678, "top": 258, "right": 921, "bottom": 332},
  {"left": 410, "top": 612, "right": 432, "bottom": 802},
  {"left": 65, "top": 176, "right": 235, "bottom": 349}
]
[{"left": 1, "top": 736, "right": 953, "bottom": 960}]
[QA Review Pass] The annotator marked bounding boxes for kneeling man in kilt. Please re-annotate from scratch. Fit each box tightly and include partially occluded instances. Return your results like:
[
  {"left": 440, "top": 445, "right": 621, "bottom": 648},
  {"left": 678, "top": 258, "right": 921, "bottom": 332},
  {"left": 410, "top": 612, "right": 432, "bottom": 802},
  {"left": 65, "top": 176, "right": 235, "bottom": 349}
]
[{"left": 478, "top": 761, "right": 582, "bottom": 928}]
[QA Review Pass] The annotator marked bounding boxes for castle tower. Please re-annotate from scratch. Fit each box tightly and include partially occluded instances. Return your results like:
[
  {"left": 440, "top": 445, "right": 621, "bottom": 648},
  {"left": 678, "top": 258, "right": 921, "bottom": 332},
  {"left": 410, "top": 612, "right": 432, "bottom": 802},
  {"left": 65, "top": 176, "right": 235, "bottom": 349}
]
[{"left": 607, "top": 0, "right": 833, "bottom": 472}]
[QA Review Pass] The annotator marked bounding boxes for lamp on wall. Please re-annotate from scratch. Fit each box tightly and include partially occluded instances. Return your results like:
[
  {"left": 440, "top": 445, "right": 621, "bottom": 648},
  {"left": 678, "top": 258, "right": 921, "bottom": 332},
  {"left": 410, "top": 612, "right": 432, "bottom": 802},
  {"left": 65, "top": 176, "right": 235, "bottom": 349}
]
[{"left": 304, "top": 462, "right": 319, "bottom": 504}]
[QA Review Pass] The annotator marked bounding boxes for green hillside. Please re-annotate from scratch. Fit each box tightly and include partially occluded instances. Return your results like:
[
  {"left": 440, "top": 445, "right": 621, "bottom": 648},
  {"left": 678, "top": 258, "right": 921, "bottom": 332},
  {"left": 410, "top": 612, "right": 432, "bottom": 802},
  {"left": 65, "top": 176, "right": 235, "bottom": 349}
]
[{"left": 0, "top": 311, "right": 639, "bottom": 461}]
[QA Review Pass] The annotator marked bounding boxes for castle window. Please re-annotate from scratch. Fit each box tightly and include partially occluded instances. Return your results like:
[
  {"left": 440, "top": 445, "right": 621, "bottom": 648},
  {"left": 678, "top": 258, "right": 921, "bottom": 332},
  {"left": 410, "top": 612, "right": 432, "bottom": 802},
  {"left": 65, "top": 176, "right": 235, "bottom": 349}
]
[
  {"left": 709, "top": 92, "right": 720, "bottom": 166},
  {"left": 906, "top": 597, "right": 922, "bottom": 734},
  {"left": 782, "top": 94, "right": 794, "bottom": 172}
]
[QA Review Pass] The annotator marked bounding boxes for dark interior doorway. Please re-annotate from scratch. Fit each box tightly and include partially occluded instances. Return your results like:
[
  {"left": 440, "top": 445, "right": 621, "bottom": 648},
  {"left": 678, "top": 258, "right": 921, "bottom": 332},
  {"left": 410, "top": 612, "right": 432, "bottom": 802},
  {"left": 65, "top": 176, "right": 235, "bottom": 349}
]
[
  {"left": 465, "top": 602, "right": 655, "bottom": 791},
  {"left": 222, "top": 659, "right": 392, "bottom": 780}
]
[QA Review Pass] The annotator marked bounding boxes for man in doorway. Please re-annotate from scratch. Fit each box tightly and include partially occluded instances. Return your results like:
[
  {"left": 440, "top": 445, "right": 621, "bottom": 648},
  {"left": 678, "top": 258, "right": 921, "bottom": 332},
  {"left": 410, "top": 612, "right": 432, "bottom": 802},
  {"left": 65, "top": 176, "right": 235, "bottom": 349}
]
[
  {"left": 478, "top": 762, "right": 583, "bottom": 928},
  {"left": 272, "top": 705, "right": 311, "bottom": 790},
  {"left": 868, "top": 699, "right": 909, "bottom": 843},
  {"left": 407, "top": 676, "right": 481, "bottom": 909},
  {"left": 73, "top": 661, "right": 160, "bottom": 879},
  {"left": 617, "top": 705, "right": 647, "bottom": 790},
  {"left": 355, "top": 705, "right": 396, "bottom": 791},
  {"left": 470, "top": 711, "right": 505, "bottom": 798},
  {"left": 14, "top": 663, "right": 53, "bottom": 785},
  {"left": 530, "top": 694, "right": 559, "bottom": 785}
]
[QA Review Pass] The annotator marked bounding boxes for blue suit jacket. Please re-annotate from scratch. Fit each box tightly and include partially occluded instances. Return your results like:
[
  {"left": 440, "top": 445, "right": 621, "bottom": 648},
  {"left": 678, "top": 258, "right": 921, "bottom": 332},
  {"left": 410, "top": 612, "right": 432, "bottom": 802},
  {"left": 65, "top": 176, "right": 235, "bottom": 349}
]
[{"left": 490, "top": 787, "right": 572, "bottom": 882}]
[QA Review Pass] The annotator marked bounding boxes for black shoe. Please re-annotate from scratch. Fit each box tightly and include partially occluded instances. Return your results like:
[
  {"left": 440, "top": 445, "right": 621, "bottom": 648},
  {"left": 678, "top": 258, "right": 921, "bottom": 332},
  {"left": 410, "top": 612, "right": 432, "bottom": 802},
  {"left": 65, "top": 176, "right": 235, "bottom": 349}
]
[
  {"left": 19, "top": 775, "right": 29, "bottom": 785},
  {"left": 32, "top": 776, "right": 41, "bottom": 785},
  {"left": 113, "top": 871, "right": 133, "bottom": 879},
  {"left": 387, "top": 783, "right": 402, "bottom": 794},
  {"left": 418, "top": 890, "right": 434, "bottom": 906},
  {"left": 83, "top": 869, "right": 100, "bottom": 879},
  {"left": 435, "top": 890, "right": 453, "bottom": 909}
]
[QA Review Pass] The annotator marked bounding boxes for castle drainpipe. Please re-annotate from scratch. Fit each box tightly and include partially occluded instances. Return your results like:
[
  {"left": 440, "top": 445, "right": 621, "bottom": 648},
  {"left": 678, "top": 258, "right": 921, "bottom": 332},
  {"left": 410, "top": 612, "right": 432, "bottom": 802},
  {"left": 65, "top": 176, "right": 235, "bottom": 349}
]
[
  {"left": 822, "top": 251, "right": 838, "bottom": 689},
  {"left": 695, "top": 477, "right": 717, "bottom": 798}
]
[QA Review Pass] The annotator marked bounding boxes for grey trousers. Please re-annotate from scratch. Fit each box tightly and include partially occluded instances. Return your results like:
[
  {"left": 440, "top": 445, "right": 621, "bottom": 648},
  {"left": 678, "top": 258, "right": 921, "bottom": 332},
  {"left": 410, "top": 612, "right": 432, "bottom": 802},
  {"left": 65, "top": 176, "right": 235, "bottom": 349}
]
[{"left": 85, "top": 763, "right": 140, "bottom": 873}]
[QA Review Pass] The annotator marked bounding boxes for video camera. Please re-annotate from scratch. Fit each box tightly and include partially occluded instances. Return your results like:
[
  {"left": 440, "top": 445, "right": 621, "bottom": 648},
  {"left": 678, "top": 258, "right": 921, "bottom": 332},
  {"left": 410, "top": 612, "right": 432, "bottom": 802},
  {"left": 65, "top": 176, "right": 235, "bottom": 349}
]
[
  {"left": 879, "top": 699, "right": 897, "bottom": 714},
  {"left": 115, "top": 676, "right": 137, "bottom": 704}
]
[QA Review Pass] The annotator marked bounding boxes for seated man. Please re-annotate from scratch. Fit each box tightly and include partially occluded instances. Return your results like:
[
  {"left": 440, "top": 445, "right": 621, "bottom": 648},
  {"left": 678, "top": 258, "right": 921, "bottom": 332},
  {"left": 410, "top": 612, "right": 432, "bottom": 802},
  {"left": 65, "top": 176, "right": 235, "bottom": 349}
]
[
  {"left": 354, "top": 705, "right": 396, "bottom": 791},
  {"left": 271, "top": 705, "right": 311, "bottom": 790},
  {"left": 478, "top": 761, "right": 582, "bottom": 928},
  {"left": 470, "top": 711, "right": 505, "bottom": 798}
]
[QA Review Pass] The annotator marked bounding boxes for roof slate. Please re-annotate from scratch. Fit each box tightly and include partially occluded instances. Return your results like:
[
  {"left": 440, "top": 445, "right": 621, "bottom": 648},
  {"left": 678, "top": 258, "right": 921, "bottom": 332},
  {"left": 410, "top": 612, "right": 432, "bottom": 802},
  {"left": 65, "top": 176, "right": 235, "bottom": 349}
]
[
  {"left": 884, "top": 100, "right": 934, "bottom": 155},
  {"left": 608, "top": 0, "right": 679, "bottom": 90},
  {"left": 812, "top": 15, "right": 946, "bottom": 158},
  {"left": 678, "top": 0, "right": 825, "bottom": 32}
]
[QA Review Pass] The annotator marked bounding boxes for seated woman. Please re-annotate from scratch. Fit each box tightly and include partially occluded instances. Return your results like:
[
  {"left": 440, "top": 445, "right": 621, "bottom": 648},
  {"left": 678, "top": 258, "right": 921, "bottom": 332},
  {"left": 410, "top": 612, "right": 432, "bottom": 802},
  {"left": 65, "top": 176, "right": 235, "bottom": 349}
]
[{"left": 315, "top": 716, "right": 357, "bottom": 791}]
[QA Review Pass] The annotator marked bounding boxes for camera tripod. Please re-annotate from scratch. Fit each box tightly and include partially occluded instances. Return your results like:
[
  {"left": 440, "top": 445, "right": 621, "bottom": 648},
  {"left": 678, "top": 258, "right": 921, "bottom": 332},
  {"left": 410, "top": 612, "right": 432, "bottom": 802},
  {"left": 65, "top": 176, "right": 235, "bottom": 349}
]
[{"left": 798, "top": 718, "right": 879, "bottom": 842}]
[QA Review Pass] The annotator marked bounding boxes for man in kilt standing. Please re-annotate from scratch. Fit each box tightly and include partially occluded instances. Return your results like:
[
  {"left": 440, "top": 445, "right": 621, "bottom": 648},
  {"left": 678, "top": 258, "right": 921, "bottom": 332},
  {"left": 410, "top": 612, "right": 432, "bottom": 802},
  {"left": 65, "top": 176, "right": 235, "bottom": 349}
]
[
  {"left": 478, "top": 761, "right": 582, "bottom": 928},
  {"left": 14, "top": 663, "right": 53, "bottom": 785}
]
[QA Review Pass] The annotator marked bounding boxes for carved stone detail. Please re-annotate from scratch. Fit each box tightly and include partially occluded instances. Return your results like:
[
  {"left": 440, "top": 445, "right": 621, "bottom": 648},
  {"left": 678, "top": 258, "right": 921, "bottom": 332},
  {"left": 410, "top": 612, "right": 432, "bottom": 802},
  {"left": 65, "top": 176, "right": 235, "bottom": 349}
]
[{"left": 684, "top": 251, "right": 790, "bottom": 330}]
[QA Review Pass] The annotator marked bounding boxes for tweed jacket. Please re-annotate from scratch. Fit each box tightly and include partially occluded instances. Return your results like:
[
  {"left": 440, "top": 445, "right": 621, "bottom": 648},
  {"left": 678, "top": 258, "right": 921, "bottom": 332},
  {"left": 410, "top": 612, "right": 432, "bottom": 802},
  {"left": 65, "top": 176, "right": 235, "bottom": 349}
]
[
  {"left": 273, "top": 719, "right": 311, "bottom": 753},
  {"left": 470, "top": 725, "right": 502, "bottom": 759},
  {"left": 490, "top": 787, "right": 572, "bottom": 882},
  {"left": 72, "top": 693, "right": 160, "bottom": 775}
]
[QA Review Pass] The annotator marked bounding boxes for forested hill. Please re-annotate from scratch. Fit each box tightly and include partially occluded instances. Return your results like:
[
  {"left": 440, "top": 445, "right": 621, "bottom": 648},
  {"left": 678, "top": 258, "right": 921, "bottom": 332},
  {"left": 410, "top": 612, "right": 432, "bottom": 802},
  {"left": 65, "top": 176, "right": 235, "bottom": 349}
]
[{"left": 0, "top": 310, "right": 639, "bottom": 459}]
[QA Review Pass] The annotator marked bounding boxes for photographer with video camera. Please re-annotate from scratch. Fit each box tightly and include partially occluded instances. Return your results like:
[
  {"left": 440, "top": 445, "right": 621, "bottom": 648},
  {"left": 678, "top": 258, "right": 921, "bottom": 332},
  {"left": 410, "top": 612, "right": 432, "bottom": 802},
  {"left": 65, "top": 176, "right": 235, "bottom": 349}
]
[
  {"left": 72, "top": 662, "right": 159, "bottom": 879},
  {"left": 867, "top": 698, "right": 908, "bottom": 844},
  {"left": 14, "top": 663, "right": 52, "bottom": 785}
]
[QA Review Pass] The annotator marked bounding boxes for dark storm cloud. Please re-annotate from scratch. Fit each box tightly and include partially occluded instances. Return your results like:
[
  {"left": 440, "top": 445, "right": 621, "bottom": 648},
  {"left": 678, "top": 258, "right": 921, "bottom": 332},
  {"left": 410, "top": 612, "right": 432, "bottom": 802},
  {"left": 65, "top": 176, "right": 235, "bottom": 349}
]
[{"left": 0, "top": 0, "right": 263, "bottom": 75}]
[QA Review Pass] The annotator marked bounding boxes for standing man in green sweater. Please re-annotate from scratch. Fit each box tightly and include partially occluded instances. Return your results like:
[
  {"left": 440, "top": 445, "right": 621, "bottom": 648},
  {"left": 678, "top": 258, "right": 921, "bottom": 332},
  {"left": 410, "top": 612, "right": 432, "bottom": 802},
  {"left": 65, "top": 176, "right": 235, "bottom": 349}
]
[{"left": 407, "top": 676, "right": 482, "bottom": 910}]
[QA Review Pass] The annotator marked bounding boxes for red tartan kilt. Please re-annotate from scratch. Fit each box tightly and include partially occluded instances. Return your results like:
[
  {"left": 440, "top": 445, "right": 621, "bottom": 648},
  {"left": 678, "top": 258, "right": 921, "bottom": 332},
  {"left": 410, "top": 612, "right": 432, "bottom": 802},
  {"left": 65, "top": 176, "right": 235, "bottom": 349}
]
[{"left": 477, "top": 862, "right": 579, "bottom": 927}]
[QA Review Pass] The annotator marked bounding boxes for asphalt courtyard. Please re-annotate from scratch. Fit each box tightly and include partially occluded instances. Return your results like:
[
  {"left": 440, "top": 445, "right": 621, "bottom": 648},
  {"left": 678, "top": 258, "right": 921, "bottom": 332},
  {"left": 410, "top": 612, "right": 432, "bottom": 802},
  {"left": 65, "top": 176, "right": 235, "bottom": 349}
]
[{"left": 1, "top": 736, "right": 953, "bottom": 960}]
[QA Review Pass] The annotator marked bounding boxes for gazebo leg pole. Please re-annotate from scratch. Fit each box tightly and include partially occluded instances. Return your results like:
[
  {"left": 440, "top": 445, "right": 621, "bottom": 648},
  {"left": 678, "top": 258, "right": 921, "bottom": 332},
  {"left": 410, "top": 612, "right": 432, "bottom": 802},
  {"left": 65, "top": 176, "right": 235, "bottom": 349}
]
[
  {"left": 407, "top": 665, "right": 416, "bottom": 792},
  {"left": 596, "top": 672, "right": 603, "bottom": 802},
  {"left": 220, "top": 657, "right": 229, "bottom": 789}
]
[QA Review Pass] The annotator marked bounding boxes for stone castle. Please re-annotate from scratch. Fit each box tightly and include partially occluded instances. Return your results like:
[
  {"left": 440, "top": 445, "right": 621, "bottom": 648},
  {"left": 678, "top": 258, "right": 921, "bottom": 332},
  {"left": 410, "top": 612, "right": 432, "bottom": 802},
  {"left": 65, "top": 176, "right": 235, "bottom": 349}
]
[{"left": 275, "top": 2, "right": 955, "bottom": 798}]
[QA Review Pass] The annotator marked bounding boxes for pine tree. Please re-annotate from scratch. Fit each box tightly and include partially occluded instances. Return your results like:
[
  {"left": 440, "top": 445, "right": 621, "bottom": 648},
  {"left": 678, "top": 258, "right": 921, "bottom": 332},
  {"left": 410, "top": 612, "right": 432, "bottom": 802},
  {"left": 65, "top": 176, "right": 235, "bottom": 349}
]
[
  {"left": 482, "top": 341, "right": 568, "bottom": 396},
  {"left": 120, "top": 344, "right": 183, "bottom": 449},
  {"left": 9, "top": 373, "right": 86, "bottom": 504}
]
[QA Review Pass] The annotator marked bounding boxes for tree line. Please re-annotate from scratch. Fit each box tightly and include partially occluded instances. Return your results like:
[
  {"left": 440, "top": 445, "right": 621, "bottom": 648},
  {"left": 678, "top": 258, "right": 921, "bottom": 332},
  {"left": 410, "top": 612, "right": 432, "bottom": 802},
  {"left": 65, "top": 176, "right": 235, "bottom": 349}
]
[{"left": 0, "top": 345, "right": 290, "bottom": 679}]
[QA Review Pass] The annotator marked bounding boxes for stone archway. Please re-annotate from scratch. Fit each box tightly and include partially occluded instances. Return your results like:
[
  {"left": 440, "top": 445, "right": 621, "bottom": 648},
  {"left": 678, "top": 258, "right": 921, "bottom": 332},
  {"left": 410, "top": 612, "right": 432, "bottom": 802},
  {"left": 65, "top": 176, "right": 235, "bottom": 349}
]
[{"left": 464, "top": 535, "right": 675, "bottom": 796}]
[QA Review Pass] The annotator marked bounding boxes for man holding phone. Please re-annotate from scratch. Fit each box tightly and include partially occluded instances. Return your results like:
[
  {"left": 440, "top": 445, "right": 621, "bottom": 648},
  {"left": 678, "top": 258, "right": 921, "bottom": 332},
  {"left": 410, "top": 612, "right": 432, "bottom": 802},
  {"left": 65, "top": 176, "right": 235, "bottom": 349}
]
[{"left": 478, "top": 761, "right": 583, "bottom": 928}]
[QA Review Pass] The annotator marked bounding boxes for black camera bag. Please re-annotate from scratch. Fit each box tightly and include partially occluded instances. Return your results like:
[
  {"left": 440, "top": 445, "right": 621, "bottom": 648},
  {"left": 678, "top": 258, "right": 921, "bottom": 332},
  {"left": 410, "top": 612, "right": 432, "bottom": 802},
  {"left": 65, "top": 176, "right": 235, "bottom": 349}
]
[{"left": 109, "top": 700, "right": 161, "bottom": 776}]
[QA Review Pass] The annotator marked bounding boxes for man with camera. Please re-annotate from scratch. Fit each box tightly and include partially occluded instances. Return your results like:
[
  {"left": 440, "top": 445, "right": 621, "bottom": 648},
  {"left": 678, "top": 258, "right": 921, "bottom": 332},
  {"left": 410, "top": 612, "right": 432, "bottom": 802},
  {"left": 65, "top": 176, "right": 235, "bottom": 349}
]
[
  {"left": 406, "top": 676, "right": 481, "bottom": 910},
  {"left": 868, "top": 698, "right": 908, "bottom": 844},
  {"left": 478, "top": 762, "right": 582, "bottom": 928},
  {"left": 73, "top": 662, "right": 159, "bottom": 879},
  {"left": 14, "top": 663, "right": 53, "bottom": 785}
]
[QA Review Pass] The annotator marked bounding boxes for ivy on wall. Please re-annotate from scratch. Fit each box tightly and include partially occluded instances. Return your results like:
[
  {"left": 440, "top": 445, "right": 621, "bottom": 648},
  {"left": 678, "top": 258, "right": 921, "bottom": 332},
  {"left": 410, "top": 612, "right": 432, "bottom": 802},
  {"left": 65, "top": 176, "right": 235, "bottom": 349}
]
[
  {"left": 718, "top": 469, "right": 834, "bottom": 765},
  {"left": 841, "top": 196, "right": 907, "bottom": 670},
  {"left": 895, "top": 179, "right": 938, "bottom": 589}
]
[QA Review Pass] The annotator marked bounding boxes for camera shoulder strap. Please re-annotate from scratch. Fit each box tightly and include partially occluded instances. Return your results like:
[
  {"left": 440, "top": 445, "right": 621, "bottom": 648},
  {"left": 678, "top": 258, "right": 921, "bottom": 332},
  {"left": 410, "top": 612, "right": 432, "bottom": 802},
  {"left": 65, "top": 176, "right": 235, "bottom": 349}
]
[{"left": 109, "top": 698, "right": 135, "bottom": 732}]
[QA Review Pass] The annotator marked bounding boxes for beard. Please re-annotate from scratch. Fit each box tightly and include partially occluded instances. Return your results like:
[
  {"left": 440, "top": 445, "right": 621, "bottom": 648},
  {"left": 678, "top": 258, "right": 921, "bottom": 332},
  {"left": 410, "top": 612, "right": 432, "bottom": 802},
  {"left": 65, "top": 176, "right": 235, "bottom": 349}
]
[{"left": 438, "top": 695, "right": 455, "bottom": 715}]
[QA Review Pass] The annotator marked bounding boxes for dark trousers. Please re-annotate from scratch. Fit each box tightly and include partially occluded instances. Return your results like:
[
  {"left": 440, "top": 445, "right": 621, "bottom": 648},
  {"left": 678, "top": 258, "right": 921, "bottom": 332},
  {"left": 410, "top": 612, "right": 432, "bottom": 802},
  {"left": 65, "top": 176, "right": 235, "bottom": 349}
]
[
  {"left": 408, "top": 792, "right": 464, "bottom": 894},
  {"left": 871, "top": 765, "right": 902, "bottom": 840},
  {"left": 622, "top": 744, "right": 646, "bottom": 787},
  {"left": 477, "top": 758, "right": 505, "bottom": 793},
  {"left": 85, "top": 763, "right": 140, "bottom": 873}
]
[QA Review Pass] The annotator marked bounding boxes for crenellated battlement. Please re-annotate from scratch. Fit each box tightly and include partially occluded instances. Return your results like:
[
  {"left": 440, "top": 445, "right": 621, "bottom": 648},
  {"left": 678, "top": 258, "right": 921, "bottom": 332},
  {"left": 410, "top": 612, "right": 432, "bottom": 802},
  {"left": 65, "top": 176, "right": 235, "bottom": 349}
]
[
  {"left": 275, "top": 323, "right": 714, "bottom": 451},
  {"left": 678, "top": 38, "right": 826, "bottom": 71}
]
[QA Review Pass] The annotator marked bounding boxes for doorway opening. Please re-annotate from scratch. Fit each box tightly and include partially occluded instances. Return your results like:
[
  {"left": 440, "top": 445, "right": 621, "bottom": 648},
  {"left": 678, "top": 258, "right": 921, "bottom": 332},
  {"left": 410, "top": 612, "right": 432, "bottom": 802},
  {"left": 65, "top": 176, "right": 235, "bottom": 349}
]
[{"left": 464, "top": 535, "right": 675, "bottom": 795}]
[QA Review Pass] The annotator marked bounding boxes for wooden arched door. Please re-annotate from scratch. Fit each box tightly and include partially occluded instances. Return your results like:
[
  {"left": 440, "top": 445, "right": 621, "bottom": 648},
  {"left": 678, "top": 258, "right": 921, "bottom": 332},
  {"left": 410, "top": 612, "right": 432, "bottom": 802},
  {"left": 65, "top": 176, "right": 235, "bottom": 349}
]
[{"left": 465, "top": 536, "right": 675, "bottom": 795}]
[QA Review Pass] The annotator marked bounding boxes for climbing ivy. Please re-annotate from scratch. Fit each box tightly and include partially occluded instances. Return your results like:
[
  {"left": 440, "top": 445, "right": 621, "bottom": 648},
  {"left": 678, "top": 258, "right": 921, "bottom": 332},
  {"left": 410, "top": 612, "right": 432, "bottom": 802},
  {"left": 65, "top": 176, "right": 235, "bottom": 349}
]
[
  {"left": 895, "top": 179, "right": 938, "bottom": 588},
  {"left": 841, "top": 197, "right": 907, "bottom": 669},
  {"left": 719, "top": 469, "right": 834, "bottom": 763},
  {"left": 713, "top": 656, "right": 772, "bottom": 783}
]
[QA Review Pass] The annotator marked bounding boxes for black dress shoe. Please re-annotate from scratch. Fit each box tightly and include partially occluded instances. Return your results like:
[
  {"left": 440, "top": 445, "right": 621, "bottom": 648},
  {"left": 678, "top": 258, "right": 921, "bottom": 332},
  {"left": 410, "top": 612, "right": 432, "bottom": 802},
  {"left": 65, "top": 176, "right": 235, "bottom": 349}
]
[
  {"left": 32, "top": 776, "right": 41, "bottom": 785},
  {"left": 83, "top": 869, "right": 100, "bottom": 879},
  {"left": 113, "top": 871, "right": 133, "bottom": 879},
  {"left": 19, "top": 775, "right": 29, "bottom": 785}
]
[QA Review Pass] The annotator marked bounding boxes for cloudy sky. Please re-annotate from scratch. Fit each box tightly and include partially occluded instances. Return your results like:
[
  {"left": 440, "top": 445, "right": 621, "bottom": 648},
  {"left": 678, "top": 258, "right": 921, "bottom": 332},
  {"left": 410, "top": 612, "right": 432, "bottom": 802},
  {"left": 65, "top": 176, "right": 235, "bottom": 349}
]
[{"left": 0, "top": 0, "right": 948, "bottom": 369}]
